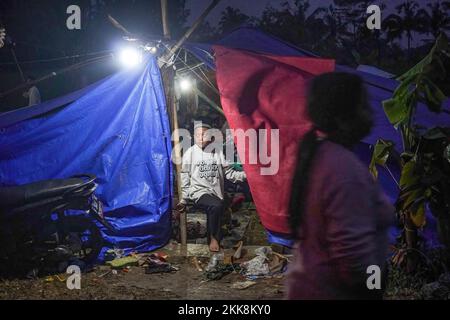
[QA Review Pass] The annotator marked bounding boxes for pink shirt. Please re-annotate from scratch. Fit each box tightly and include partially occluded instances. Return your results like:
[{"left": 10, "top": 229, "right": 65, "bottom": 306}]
[{"left": 286, "top": 141, "right": 395, "bottom": 300}]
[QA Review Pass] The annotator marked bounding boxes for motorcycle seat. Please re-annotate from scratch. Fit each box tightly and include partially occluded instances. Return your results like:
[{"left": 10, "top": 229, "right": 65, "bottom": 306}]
[{"left": 0, "top": 177, "right": 87, "bottom": 211}]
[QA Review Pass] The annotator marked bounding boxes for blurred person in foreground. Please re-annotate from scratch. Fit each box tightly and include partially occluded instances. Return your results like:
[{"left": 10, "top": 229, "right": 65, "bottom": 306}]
[{"left": 286, "top": 72, "right": 395, "bottom": 300}]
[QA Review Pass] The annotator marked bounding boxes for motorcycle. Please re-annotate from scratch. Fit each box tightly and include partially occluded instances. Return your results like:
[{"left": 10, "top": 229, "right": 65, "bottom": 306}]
[{"left": 0, "top": 174, "right": 113, "bottom": 277}]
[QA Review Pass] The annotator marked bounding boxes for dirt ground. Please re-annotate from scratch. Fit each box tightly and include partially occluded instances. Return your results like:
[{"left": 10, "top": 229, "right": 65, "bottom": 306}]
[
  {"left": 2, "top": 205, "right": 444, "bottom": 300},
  {"left": 0, "top": 256, "right": 285, "bottom": 300},
  {"left": 0, "top": 208, "right": 285, "bottom": 300}
]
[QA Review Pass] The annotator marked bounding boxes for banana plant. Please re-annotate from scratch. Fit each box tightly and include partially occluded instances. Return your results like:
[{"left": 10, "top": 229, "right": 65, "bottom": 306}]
[{"left": 370, "top": 34, "right": 450, "bottom": 271}]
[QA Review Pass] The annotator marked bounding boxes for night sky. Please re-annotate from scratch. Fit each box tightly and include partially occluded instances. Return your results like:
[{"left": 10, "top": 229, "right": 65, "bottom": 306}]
[{"left": 187, "top": 0, "right": 435, "bottom": 25}]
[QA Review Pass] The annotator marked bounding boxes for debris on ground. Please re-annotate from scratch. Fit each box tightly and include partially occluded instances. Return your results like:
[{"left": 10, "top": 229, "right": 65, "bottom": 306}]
[
  {"left": 241, "top": 255, "right": 270, "bottom": 278},
  {"left": 230, "top": 194, "right": 246, "bottom": 212},
  {"left": 223, "top": 254, "right": 233, "bottom": 265},
  {"left": 203, "top": 251, "right": 242, "bottom": 280},
  {"left": 231, "top": 280, "right": 257, "bottom": 290},
  {"left": 240, "top": 247, "right": 271, "bottom": 278},
  {"left": 420, "top": 273, "right": 450, "bottom": 300},
  {"left": 221, "top": 211, "right": 251, "bottom": 249},
  {"left": 205, "top": 263, "right": 241, "bottom": 281},
  {"left": 105, "top": 256, "right": 139, "bottom": 269},
  {"left": 143, "top": 254, "right": 178, "bottom": 274},
  {"left": 233, "top": 241, "right": 244, "bottom": 260},
  {"left": 269, "top": 254, "right": 288, "bottom": 274},
  {"left": 104, "top": 249, "right": 126, "bottom": 261},
  {"left": 240, "top": 247, "right": 289, "bottom": 280},
  {"left": 98, "top": 270, "right": 112, "bottom": 278},
  {"left": 0, "top": 207, "right": 289, "bottom": 300},
  {"left": 205, "top": 252, "right": 224, "bottom": 272},
  {"left": 191, "top": 257, "right": 203, "bottom": 272},
  {"left": 187, "top": 214, "right": 208, "bottom": 239}
]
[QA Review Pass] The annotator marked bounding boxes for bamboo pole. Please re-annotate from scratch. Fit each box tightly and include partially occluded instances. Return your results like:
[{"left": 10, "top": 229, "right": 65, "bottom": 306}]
[
  {"left": 160, "top": 0, "right": 221, "bottom": 250},
  {"left": 168, "top": 0, "right": 221, "bottom": 56},
  {"left": 161, "top": 0, "right": 171, "bottom": 40},
  {"left": 171, "top": 88, "right": 187, "bottom": 247},
  {"left": 160, "top": 0, "right": 187, "bottom": 249},
  {"left": 10, "top": 46, "right": 26, "bottom": 83},
  {"left": 194, "top": 86, "right": 224, "bottom": 116},
  {"left": 0, "top": 54, "right": 113, "bottom": 99},
  {"left": 172, "top": 95, "right": 187, "bottom": 249},
  {"left": 159, "top": 0, "right": 221, "bottom": 67}
]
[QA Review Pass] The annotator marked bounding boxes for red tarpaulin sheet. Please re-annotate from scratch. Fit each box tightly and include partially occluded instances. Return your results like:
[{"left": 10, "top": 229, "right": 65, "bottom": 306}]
[{"left": 214, "top": 46, "right": 335, "bottom": 234}]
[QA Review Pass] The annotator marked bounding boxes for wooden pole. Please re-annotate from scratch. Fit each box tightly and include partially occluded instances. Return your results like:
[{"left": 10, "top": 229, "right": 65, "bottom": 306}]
[
  {"left": 161, "top": 0, "right": 171, "bottom": 40},
  {"left": 169, "top": 0, "right": 221, "bottom": 55},
  {"left": 10, "top": 45, "right": 26, "bottom": 83},
  {"left": 171, "top": 92, "right": 187, "bottom": 249},
  {"left": 0, "top": 54, "right": 113, "bottom": 99},
  {"left": 161, "top": 0, "right": 187, "bottom": 249},
  {"left": 160, "top": 0, "right": 221, "bottom": 251},
  {"left": 160, "top": 0, "right": 221, "bottom": 67},
  {"left": 194, "top": 86, "right": 224, "bottom": 116}
]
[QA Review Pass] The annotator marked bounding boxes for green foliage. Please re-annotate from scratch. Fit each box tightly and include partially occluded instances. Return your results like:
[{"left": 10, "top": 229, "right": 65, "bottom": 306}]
[
  {"left": 397, "top": 159, "right": 428, "bottom": 228},
  {"left": 369, "top": 139, "right": 394, "bottom": 179},
  {"left": 382, "top": 34, "right": 449, "bottom": 129},
  {"left": 374, "top": 35, "right": 450, "bottom": 233},
  {"left": 395, "top": 128, "right": 450, "bottom": 229}
]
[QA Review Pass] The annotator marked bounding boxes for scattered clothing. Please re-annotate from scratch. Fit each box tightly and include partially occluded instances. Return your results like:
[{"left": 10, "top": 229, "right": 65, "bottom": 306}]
[
  {"left": 241, "top": 247, "right": 272, "bottom": 278},
  {"left": 104, "top": 249, "right": 125, "bottom": 261},
  {"left": 205, "top": 263, "right": 241, "bottom": 281},
  {"left": 144, "top": 254, "right": 177, "bottom": 274},
  {"left": 106, "top": 256, "right": 139, "bottom": 269}
]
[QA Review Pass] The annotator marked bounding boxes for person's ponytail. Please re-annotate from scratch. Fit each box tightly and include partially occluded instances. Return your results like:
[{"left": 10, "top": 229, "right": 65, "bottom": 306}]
[{"left": 289, "top": 129, "right": 322, "bottom": 239}]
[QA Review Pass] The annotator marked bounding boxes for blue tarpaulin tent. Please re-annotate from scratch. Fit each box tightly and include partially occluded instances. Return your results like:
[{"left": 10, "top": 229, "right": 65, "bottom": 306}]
[
  {"left": 0, "top": 55, "right": 173, "bottom": 258},
  {"left": 1, "top": 27, "right": 448, "bottom": 253}
]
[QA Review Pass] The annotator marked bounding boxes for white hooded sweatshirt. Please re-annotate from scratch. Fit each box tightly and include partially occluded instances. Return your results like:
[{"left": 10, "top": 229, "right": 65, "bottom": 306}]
[{"left": 180, "top": 144, "right": 246, "bottom": 203}]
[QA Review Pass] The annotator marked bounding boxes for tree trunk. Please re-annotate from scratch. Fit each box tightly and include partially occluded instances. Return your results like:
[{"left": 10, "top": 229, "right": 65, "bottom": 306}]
[
  {"left": 405, "top": 213, "right": 419, "bottom": 273},
  {"left": 437, "top": 215, "right": 450, "bottom": 267}
]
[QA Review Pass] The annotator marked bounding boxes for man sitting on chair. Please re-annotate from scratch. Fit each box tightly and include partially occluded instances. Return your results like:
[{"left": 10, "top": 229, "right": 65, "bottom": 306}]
[{"left": 176, "top": 122, "right": 247, "bottom": 252}]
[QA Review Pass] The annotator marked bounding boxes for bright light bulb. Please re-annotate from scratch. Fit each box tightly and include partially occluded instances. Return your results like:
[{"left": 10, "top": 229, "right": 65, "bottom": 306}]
[
  {"left": 119, "top": 47, "right": 142, "bottom": 68},
  {"left": 179, "top": 78, "right": 192, "bottom": 92}
]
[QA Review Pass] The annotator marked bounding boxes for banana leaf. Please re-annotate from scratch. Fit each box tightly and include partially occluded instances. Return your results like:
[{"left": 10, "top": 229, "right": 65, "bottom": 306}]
[{"left": 369, "top": 139, "right": 394, "bottom": 179}]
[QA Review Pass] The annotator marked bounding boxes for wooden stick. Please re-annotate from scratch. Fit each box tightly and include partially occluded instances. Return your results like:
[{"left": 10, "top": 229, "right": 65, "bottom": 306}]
[
  {"left": 10, "top": 46, "right": 25, "bottom": 83},
  {"left": 0, "top": 54, "right": 113, "bottom": 99},
  {"left": 108, "top": 15, "right": 132, "bottom": 36},
  {"left": 160, "top": 0, "right": 221, "bottom": 67},
  {"left": 194, "top": 86, "right": 224, "bottom": 116},
  {"left": 160, "top": 0, "right": 187, "bottom": 250},
  {"left": 161, "top": 67, "right": 187, "bottom": 250},
  {"left": 160, "top": 0, "right": 221, "bottom": 252},
  {"left": 172, "top": 93, "right": 187, "bottom": 248},
  {"left": 158, "top": 0, "right": 222, "bottom": 252},
  {"left": 161, "top": 0, "right": 171, "bottom": 40}
]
